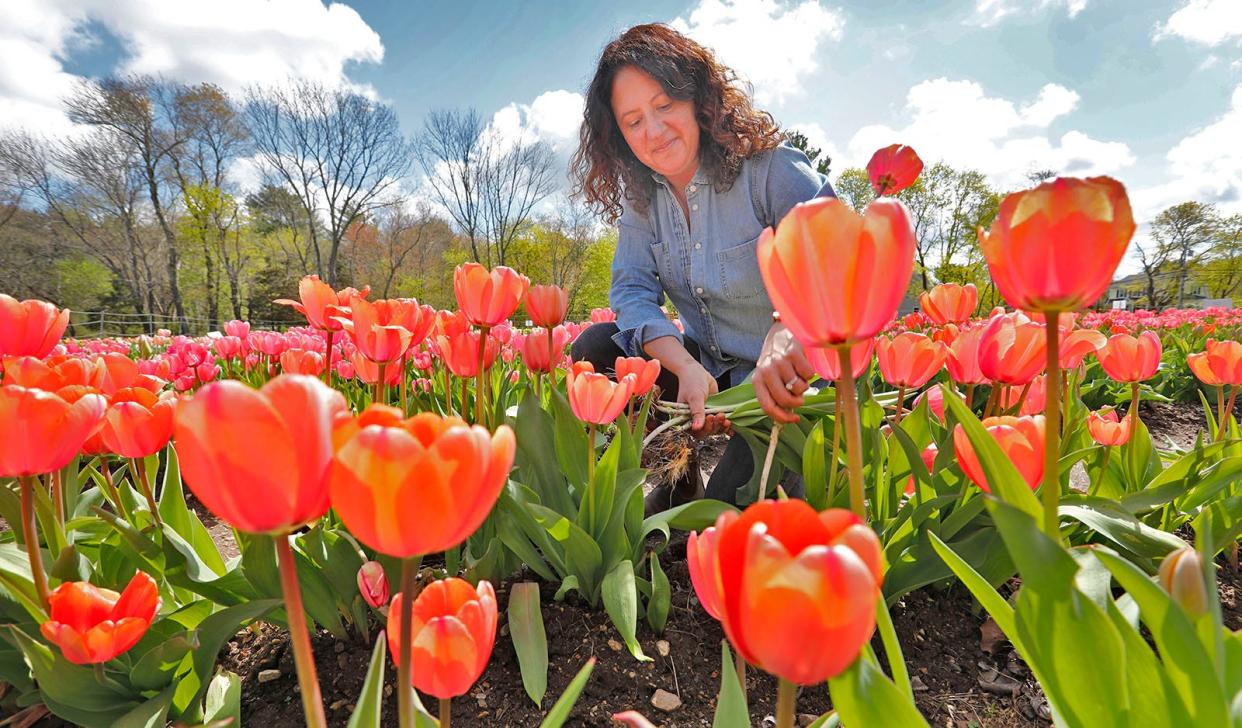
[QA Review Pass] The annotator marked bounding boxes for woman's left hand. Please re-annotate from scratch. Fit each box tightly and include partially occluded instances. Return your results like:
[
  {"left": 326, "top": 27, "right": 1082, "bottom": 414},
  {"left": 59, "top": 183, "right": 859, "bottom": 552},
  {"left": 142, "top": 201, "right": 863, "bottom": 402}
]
[{"left": 753, "top": 322, "right": 815, "bottom": 424}]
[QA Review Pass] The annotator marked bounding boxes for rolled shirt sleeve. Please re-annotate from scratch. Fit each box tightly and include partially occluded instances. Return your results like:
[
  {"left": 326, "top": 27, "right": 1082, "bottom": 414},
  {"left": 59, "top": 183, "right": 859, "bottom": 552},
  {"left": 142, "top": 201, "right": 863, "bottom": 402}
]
[
  {"left": 609, "top": 208, "right": 683, "bottom": 358},
  {"left": 762, "top": 142, "right": 837, "bottom": 228}
]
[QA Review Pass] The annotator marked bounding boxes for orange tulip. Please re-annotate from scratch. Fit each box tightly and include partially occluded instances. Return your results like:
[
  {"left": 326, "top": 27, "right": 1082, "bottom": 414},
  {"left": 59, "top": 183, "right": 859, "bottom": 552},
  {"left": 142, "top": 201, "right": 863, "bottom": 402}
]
[
  {"left": 518, "top": 326, "right": 571, "bottom": 374},
  {"left": 614, "top": 356, "right": 661, "bottom": 396},
  {"left": 100, "top": 387, "right": 176, "bottom": 458},
  {"left": 436, "top": 331, "right": 499, "bottom": 378},
  {"left": 687, "top": 501, "right": 882, "bottom": 685},
  {"left": 274, "top": 275, "right": 367, "bottom": 331},
  {"left": 866, "top": 144, "right": 923, "bottom": 197},
  {"left": 919, "top": 283, "right": 977, "bottom": 326},
  {"left": 1087, "top": 408, "right": 1133, "bottom": 446},
  {"left": 40, "top": 571, "right": 160, "bottom": 665},
  {"left": 357, "top": 561, "right": 390, "bottom": 609},
  {"left": 387, "top": 578, "right": 497, "bottom": 699},
  {"left": 280, "top": 349, "right": 326, "bottom": 377},
  {"left": 0, "top": 295, "right": 70, "bottom": 359},
  {"left": 173, "top": 375, "right": 348, "bottom": 534},
  {"left": 997, "top": 374, "right": 1046, "bottom": 416},
  {"left": 328, "top": 411, "right": 515, "bottom": 557},
  {"left": 757, "top": 197, "right": 915, "bottom": 348},
  {"left": 877, "top": 332, "right": 947, "bottom": 389},
  {"left": 1188, "top": 352, "right": 1224, "bottom": 387},
  {"left": 0, "top": 385, "right": 107, "bottom": 477},
  {"left": 590, "top": 307, "right": 617, "bottom": 324},
  {"left": 525, "top": 284, "right": 570, "bottom": 328},
  {"left": 953, "top": 415, "right": 1045, "bottom": 493},
  {"left": 978, "top": 313, "right": 1046, "bottom": 386},
  {"left": 349, "top": 350, "right": 403, "bottom": 386},
  {"left": 1059, "top": 328, "right": 1106, "bottom": 370},
  {"left": 806, "top": 337, "right": 875, "bottom": 382},
  {"left": 335, "top": 297, "right": 413, "bottom": 364},
  {"left": 905, "top": 442, "right": 939, "bottom": 495},
  {"left": 1097, "top": 331, "right": 1162, "bottom": 383},
  {"left": 1157, "top": 547, "right": 1208, "bottom": 618},
  {"left": 978, "top": 176, "right": 1134, "bottom": 313},
  {"left": 566, "top": 362, "right": 634, "bottom": 425},
  {"left": 945, "top": 325, "right": 988, "bottom": 385},
  {"left": 454, "top": 263, "right": 530, "bottom": 328},
  {"left": 1195, "top": 339, "right": 1242, "bottom": 385}
]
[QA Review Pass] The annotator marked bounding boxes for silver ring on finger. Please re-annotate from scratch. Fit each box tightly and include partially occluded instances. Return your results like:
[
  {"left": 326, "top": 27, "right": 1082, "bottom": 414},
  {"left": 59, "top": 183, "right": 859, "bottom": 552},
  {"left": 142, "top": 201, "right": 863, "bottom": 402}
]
[{"left": 784, "top": 376, "right": 802, "bottom": 392}]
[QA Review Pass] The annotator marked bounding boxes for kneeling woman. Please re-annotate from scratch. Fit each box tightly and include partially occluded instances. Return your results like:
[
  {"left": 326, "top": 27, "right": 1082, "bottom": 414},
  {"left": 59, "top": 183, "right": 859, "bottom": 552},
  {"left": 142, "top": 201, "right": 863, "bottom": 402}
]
[{"left": 570, "top": 23, "right": 834, "bottom": 513}]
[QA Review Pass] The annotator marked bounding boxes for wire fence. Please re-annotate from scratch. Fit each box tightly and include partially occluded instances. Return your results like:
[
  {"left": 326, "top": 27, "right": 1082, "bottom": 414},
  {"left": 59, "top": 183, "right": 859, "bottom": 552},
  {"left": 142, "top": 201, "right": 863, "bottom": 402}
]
[{"left": 67, "top": 310, "right": 295, "bottom": 339}]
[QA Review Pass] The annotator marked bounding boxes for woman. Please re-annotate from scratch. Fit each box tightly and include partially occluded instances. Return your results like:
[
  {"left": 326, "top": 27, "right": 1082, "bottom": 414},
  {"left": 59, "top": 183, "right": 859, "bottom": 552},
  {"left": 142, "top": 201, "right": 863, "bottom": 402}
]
[{"left": 570, "top": 23, "right": 833, "bottom": 512}]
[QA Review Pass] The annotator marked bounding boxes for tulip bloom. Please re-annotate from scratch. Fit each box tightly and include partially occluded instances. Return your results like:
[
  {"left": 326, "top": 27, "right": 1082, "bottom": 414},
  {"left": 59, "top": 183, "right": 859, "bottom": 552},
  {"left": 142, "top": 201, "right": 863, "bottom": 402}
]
[
  {"left": 336, "top": 297, "right": 413, "bottom": 364},
  {"left": 566, "top": 363, "right": 634, "bottom": 425},
  {"left": 866, "top": 144, "right": 923, "bottom": 197},
  {"left": 329, "top": 411, "right": 515, "bottom": 557},
  {"left": 978, "top": 313, "right": 1046, "bottom": 386},
  {"left": 1195, "top": 339, "right": 1242, "bottom": 385},
  {"left": 919, "top": 283, "right": 977, "bottom": 326},
  {"left": 806, "top": 338, "right": 875, "bottom": 382},
  {"left": 758, "top": 197, "right": 915, "bottom": 348},
  {"left": 1059, "top": 329, "right": 1106, "bottom": 370},
  {"left": 953, "top": 415, "right": 1046, "bottom": 493},
  {"left": 1087, "top": 408, "right": 1133, "bottom": 446},
  {"left": 590, "top": 307, "right": 617, "bottom": 324},
  {"left": 519, "top": 326, "right": 571, "bottom": 374},
  {"left": 349, "top": 351, "right": 403, "bottom": 386},
  {"left": 946, "top": 325, "right": 988, "bottom": 386},
  {"left": 40, "top": 571, "right": 160, "bottom": 665},
  {"left": 877, "top": 332, "right": 947, "bottom": 389},
  {"left": 454, "top": 263, "right": 530, "bottom": 328},
  {"left": 281, "top": 349, "right": 326, "bottom": 377},
  {"left": 525, "top": 284, "right": 569, "bottom": 328},
  {"left": 436, "top": 331, "right": 500, "bottom": 379},
  {"left": 978, "top": 176, "right": 1134, "bottom": 313},
  {"left": 0, "top": 385, "right": 107, "bottom": 477},
  {"left": 357, "top": 561, "right": 390, "bottom": 609},
  {"left": 100, "top": 388, "right": 176, "bottom": 459},
  {"left": 614, "top": 356, "right": 661, "bottom": 396},
  {"left": 275, "top": 275, "right": 367, "bottom": 331},
  {"left": 1157, "top": 547, "right": 1207, "bottom": 619},
  {"left": 173, "top": 375, "right": 347, "bottom": 534},
  {"left": 1097, "top": 331, "right": 1161, "bottom": 383},
  {"left": 1188, "top": 352, "right": 1224, "bottom": 387},
  {"left": 0, "top": 295, "right": 71, "bottom": 359},
  {"left": 686, "top": 501, "right": 882, "bottom": 685},
  {"left": 387, "top": 578, "right": 497, "bottom": 699}
]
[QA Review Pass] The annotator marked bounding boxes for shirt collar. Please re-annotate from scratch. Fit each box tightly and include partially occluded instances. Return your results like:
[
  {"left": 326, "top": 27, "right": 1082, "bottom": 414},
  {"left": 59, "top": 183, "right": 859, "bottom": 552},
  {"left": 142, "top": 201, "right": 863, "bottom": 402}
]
[{"left": 650, "top": 166, "right": 710, "bottom": 189}]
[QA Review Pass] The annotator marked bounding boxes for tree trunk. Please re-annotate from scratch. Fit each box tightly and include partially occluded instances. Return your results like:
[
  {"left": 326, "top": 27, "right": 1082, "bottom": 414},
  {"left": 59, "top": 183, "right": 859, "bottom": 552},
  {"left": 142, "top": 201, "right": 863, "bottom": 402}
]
[
  {"left": 143, "top": 157, "right": 188, "bottom": 333},
  {"left": 202, "top": 238, "right": 218, "bottom": 331}
]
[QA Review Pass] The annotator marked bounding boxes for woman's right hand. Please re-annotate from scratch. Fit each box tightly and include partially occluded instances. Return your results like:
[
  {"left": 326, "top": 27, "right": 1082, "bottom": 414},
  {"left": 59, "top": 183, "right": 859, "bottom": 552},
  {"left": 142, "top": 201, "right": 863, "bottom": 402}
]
[{"left": 676, "top": 360, "right": 730, "bottom": 437}]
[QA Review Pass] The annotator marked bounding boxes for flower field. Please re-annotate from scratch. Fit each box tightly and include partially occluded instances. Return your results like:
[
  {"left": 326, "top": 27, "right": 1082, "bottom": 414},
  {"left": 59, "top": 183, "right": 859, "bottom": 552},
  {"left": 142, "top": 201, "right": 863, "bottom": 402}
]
[{"left": 2, "top": 171, "right": 1242, "bottom": 728}]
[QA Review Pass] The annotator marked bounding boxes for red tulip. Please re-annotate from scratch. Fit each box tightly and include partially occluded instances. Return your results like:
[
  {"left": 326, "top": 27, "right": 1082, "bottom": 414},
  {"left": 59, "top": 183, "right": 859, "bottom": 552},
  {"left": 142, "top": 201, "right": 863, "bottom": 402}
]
[
  {"left": 274, "top": 275, "right": 366, "bottom": 331},
  {"left": 1194, "top": 339, "right": 1242, "bottom": 385},
  {"left": 280, "top": 349, "right": 326, "bottom": 377},
  {"left": 953, "top": 415, "right": 1045, "bottom": 493},
  {"left": 1097, "top": 331, "right": 1161, "bottom": 383},
  {"left": 946, "top": 325, "right": 988, "bottom": 386},
  {"left": 590, "top": 307, "right": 617, "bottom": 324},
  {"left": 687, "top": 501, "right": 882, "bottom": 684},
  {"left": 173, "top": 375, "right": 348, "bottom": 533},
  {"left": 758, "top": 197, "right": 915, "bottom": 347},
  {"left": 566, "top": 362, "right": 634, "bottom": 425},
  {"left": 100, "top": 387, "right": 176, "bottom": 459},
  {"left": 387, "top": 578, "right": 497, "bottom": 699},
  {"left": 919, "top": 283, "right": 977, "bottom": 326},
  {"left": 978, "top": 176, "right": 1134, "bottom": 312},
  {"left": 1188, "top": 352, "right": 1223, "bottom": 387},
  {"left": 0, "top": 295, "right": 70, "bottom": 359},
  {"left": 614, "top": 356, "right": 661, "bottom": 396},
  {"left": 877, "top": 332, "right": 947, "bottom": 389},
  {"left": 357, "top": 561, "right": 390, "bottom": 609},
  {"left": 40, "top": 571, "right": 160, "bottom": 665},
  {"left": 997, "top": 374, "right": 1046, "bottom": 416},
  {"left": 866, "top": 144, "right": 923, "bottom": 197},
  {"left": 436, "top": 331, "right": 499, "bottom": 379},
  {"left": 525, "top": 285, "right": 569, "bottom": 328},
  {"left": 0, "top": 385, "right": 107, "bottom": 477},
  {"left": 1087, "top": 408, "right": 1133, "bottom": 446},
  {"left": 329, "top": 411, "right": 515, "bottom": 557},
  {"left": 806, "top": 337, "right": 875, "bottom": 382},
  {"left": 914, "top": 387, "right": 945, "bottom": 421},
  {"left": 518, "top": 326, "right": 571, "bottom": 374},
  {"left": 336, "top": 297, "right": 413, "bottom": 364},
  {"left": 978, "top": 313, "right": 1046, "bottom": 386},
  {"left": 454, "top": 263, "right": 530, "bottom": 328},
  {"left": 349, "top": 351, "right": 403, "bottom": 386},
  {"left": 1059, "top": 328, "right": 1106, "bottom": 370}
]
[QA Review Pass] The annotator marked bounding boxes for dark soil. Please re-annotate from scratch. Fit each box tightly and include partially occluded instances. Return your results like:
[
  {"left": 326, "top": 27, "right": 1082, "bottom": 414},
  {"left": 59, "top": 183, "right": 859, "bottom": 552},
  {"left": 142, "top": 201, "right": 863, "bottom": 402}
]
[{"left": 1143, "top": 399, "right": 1210, "bottom": 451}]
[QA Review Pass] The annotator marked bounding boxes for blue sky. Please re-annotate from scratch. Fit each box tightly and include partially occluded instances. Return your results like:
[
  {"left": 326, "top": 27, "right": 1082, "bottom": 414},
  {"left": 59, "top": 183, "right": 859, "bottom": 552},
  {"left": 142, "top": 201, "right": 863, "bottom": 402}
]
[{"left": 2, "top": 0, "right": 1240, "bottom": 234}]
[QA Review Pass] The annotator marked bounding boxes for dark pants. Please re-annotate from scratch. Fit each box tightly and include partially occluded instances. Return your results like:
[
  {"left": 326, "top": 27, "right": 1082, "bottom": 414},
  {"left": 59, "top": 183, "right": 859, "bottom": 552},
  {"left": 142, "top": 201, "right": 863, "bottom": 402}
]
[{"left": 569, "top": 322, "right": 759, "bottom": 503}]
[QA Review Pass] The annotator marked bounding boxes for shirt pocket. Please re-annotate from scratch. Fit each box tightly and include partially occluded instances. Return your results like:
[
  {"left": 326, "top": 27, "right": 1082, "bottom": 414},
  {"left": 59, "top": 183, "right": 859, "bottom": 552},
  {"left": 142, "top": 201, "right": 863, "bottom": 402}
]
[{"left": 716, "top": 235, "right": 766, "bottom": 299}]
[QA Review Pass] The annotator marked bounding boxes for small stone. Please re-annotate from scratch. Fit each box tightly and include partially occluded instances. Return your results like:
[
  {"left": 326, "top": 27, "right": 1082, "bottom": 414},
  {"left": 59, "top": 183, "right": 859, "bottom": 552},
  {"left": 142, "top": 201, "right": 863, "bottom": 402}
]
[
  {"left": 337, "top": 654, "right": 349, "bottom": 669},
  {"left": 257, "top": 669, "right": 281, "bottom": 683},
  {"left": 798, "top": 714, "right": 818, "bottom": 727},
  {"left": 499, "top": 624, "right": 510, "bottom": 637},
  {"left": 651, "top": 689, "right": 682, "bottom": 712},
  {"left": 384, "top": 684, "right": 393, "bottom": 698},
  {"left": 655, "top": 639, "right": 671, "bottom": 657},
  {"left": 911, "top": 675, "right": 929, "bottom": 692},
  {"left": 607, "top": 638, "right": 624, "bottom": 652},
  {"left": 335, "top": 642, "right": 346, "bottom": 653},
  {"left": 330, "top": 699, "right": 348, "bottom": 711}
]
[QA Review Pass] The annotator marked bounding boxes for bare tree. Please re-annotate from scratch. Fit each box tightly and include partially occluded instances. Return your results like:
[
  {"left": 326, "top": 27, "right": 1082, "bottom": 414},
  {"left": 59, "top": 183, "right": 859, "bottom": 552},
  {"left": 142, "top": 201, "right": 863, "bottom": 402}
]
[
  {"left": 65, "top": 76, "right": 193, "bottom": 332},
  {"left": 245, "top": 79, "right": 414, "bottom": 286},
  {"left": 479, "top": 136, "right": 557, "bottom": 267},
  {"left": 1150, "top": 201, "right": 1218, "bottom": 307},
  {"left": 344, "top": 202, "right": 451, "bottom": 298},
  {"left": 1134, "top": 240, "right": 1175, "bottom": 309}
]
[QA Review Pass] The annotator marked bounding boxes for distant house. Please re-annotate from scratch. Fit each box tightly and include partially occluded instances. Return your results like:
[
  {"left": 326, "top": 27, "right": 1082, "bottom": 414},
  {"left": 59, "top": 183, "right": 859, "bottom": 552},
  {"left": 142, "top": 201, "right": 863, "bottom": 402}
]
[{"left": 1104, "top": 271, "right": 1219, "bottom": 310}]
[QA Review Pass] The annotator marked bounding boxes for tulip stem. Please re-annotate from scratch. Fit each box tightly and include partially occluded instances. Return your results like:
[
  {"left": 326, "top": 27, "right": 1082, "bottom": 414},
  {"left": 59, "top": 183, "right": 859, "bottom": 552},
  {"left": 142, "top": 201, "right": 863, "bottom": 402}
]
[
  {"left": 131, "top": 458, "right": 162, "bottom": 528},
  {"left": 586, "top": 423, "right": 597, "bottom": 528},
  {"left": 836, "top": 345, "right": 867, "bottom": 519},
  {"left": 99, "top": 459, "right": 133, "bottom": 522},
  {"left": 475, "top": 325, "right": 491, "bottom": 426},
  {"left": 758, "top": 424, "right": 782, "bottom": 502},
  {"left": 49, "top": 471, "right": 65, "bottom": 535},
  {"left": 323, "top": 329, "right": 334, "bottom": 387},
  {"left": 1216, "top": 385, "right": 1226, "bottom": 441},
  {"left": 401, "top": 359, "right": 410, "bottom": 416},
  {"left": 398, "top": 557, "right": 418, "bottom": 728},
  {"left": 439, "top": 698, "right": 451, "bottom": 728},
  {"left": 893, "top": 385, "right": 906, "bottom": 425},
  {"left": 826, "top": 410, "right": 842, "bottom": 508},
  {"left": 460, "top": 379, "right": 468, "bottom": 421},
  {"left": 1130, "top": 381, "right": 1142, "bottom": 431},
  {"left": 964, "top": 383, "right": 975, "bottom": 411},
  {"left": 1042, "top": 312, "right": 1062, "bottom": 544},
  {"left": 19, "top": 476, "right": 50, "bottom": 611},
  {"left": 1012, "top": 381, "right": 1032, "bottom": 416},
  {"left": 1222, "top": 385, "right": 1237, "bottom": 438},
  {"left": 274, "top": 534, "right": 327, "bottom": 728},
  {"left": 775, "top": 678, "right": 797, "bottom": 728}
]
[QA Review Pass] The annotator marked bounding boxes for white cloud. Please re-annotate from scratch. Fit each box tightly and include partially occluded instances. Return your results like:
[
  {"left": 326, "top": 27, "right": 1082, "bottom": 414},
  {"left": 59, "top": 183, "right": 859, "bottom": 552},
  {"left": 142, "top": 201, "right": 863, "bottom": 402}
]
[
  {"left": 670, "top": 0, "right": 845, "bottom": 105},
  {"left": 787, "top": 121, "right": 841, "bottom": 166},
  {"left": 971, "top": 0, "right": 1088, "bottom": 27},
  {"left": 845, "top": 78, "right": 1134, "bottom": 189},
  {"left": 1154, "top": 0, "right": 1242, "bottom": 47},
  {"left": 0, "top": 0, "right": 384, "bottom": 135},
  {"left": 487, "top": 89, "right": 585, "bottom": 156},
  {"left": 1131, "top": 83, "right": 1242, "bottom": 221}
]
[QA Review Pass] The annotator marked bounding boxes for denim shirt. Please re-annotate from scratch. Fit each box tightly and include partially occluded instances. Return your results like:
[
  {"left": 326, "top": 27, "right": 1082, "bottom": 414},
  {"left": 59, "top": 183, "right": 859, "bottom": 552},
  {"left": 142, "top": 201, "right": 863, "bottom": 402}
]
[{"left": 609, "top": 142, "right": 836, "bottom": 385}]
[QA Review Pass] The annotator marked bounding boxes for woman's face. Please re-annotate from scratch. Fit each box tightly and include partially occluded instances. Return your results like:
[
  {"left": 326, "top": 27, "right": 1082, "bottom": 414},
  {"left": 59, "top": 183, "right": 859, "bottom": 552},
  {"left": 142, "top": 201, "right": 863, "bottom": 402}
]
[{"left": 610, "top": 65, "right": 700, "bottom": 187}]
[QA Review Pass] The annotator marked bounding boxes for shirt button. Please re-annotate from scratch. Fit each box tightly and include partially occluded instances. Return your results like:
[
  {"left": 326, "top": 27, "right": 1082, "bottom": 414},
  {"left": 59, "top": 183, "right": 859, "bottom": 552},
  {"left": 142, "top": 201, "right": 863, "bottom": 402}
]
[
  {"left": 695, "top": 287, "right": 704, "bottom": 295},
  {"left": 691, "top": 203, "right": 699, "bottom": 211},
  {"left": 694, "top": 242, "right": 702, "bottom": 250},
  {"left": 700, "top": 307, "right": 707, "bottom": 313},
  {"left": 710, "top": 345, "right": 718, "bottom": 351},
  {"left": 689, "top": 184, "right": 698, "bottom": 193}
]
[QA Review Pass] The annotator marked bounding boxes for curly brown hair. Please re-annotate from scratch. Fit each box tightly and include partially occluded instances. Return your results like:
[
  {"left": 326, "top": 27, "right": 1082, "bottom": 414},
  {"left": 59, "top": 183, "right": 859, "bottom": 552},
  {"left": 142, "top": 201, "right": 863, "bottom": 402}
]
[{"left": 571, "top": 23, "right": 784, "bottom": 224}]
